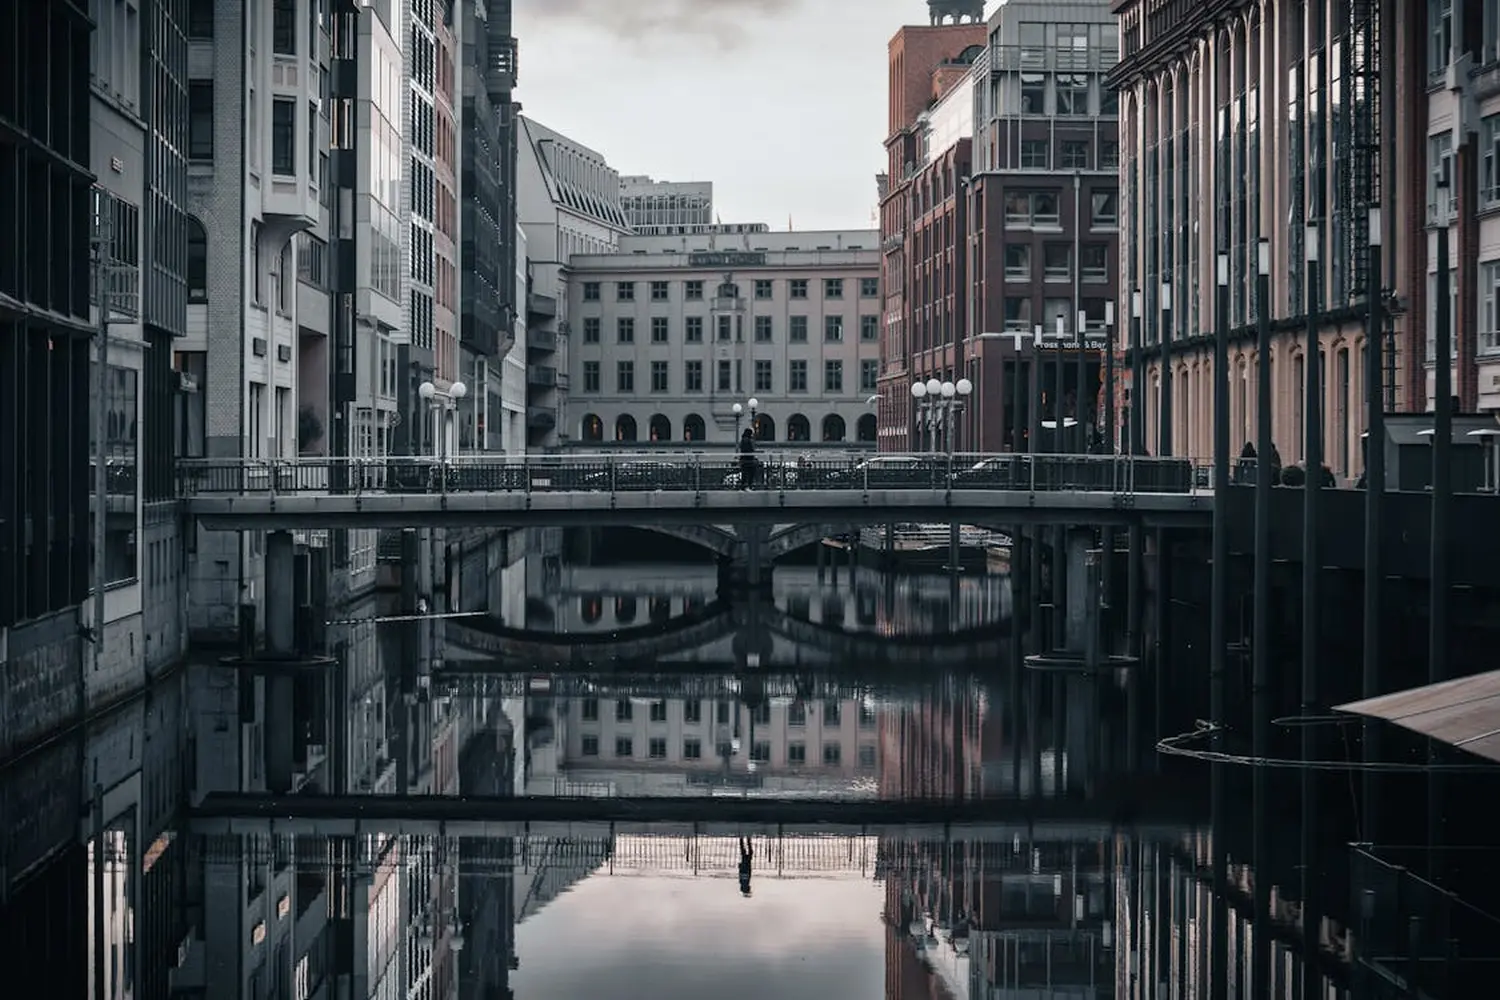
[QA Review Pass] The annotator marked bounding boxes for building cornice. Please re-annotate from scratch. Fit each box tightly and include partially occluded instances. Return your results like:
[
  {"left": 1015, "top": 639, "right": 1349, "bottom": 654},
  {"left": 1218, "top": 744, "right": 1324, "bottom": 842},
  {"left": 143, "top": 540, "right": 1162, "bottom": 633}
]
[{"left": 1106, "top": 0, "right": 1252, "bottom": 91}]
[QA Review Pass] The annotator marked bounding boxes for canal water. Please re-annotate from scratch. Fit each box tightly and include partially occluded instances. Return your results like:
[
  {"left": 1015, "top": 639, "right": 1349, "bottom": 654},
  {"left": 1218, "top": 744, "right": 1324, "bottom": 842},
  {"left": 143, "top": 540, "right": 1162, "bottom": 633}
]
[{"left": 2, "top": 555, "right": 1496, "bottom": 998}]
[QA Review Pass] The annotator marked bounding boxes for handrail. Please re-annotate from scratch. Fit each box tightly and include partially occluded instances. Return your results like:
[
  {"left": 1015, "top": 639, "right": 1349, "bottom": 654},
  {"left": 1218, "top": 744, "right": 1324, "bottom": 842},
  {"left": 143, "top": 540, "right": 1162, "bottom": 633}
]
[{"left": 174, "top": 452, "right": 1214, "bottom": 499}]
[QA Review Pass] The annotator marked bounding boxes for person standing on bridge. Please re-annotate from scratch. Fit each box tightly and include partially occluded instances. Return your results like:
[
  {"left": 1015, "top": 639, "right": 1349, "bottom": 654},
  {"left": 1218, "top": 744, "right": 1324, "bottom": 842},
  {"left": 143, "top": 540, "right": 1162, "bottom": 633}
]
[
  {"left": 739, "top": 836, "right": 754, "bottom": 896},
  {"left": 738, "top": 427, "right": 758, "bottom": 490}
]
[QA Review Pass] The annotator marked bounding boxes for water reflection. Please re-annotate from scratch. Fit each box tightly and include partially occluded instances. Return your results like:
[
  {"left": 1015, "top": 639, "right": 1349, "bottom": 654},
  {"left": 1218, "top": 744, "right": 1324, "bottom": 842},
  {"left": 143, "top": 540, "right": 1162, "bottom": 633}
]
[{"left": 4, "top": 558, "right": 1497, "bottom": 998}]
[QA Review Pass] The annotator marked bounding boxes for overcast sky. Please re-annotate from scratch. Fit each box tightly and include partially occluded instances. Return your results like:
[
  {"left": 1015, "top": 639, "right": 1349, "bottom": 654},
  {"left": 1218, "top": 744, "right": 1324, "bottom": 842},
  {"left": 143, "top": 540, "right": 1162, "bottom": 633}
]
[{"left": 513, "top": 0, "right": 997, "bottom": 233}]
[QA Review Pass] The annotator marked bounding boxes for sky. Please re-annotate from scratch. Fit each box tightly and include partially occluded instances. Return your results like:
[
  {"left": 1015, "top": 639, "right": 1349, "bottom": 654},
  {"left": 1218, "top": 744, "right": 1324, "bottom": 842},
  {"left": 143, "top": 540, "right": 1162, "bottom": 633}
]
[
  {"left": 512, "top": 0, "right": 998, "bottom": 233},
  {"left": 512, "top": 870, "right": 887, "bottom": 999}
]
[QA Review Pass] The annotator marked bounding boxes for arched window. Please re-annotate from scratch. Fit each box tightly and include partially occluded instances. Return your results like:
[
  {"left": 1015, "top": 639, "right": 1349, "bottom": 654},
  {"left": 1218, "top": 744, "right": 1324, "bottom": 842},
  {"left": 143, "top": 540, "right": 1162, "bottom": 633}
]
[
  {"left": 683, "top": 413, "right": 706, "bottom": 442},
  {"left": 615, "top": 414, "right": 638, "bottom": 442},
  {"left": 581, "top": 595, "right": 603, "bottom": 625},
  {"left": 580, "top": 413, "right": 604, "bottom": 441},
  {"left": 786, "top": 414, "right": 811, "bottom": 442},
  {"left": 856, "top": 413, "right": 877, "bottom": 442},
  {"left": 648, "top": 414, "right": 672, "bottom": 442},
  {"left": 753, "top": 413, "right": 776, "bottom": 441},
  {"left": 822, "top": 414, "right": 846, "bottom": 442},
  {"left": 614, "top": 596, "right": 638, "bottom": 625},
  {"left": 187, "top": 217, "right": 208, "bottom": 300}
]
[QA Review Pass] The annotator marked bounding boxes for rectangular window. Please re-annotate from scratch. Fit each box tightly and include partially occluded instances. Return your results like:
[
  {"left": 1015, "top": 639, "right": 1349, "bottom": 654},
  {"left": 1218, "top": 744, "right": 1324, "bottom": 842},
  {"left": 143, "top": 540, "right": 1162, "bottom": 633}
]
[
  {"left": 823, "top": 743, "right": 842, "bottom": 765},
  {"left": 717, "top": 360, "right": 732, "bottom": 392},
  {"left": 788, "top": 703, "right": 806, "bottom": 726},
  {"left": 1082, "top": 244, "right": 1109, "bottom": 282},
  {"left": 1483, "top": 115, "right": 1500, "bottom": 208},
  {"left": 790, "top": 279, "right": 808, "bottom": 299},
  {"left": 861, "top": 359, "right": 879, "bottom": 392},
  {"left": 1005, "top": 191, "right": 1060, "bottom": 226},
  {"left": 648, "top": 738, "right": 667, "bottom": 760},
  {"left": 1020, "top": 72, "right": 1046, "bottom": 114},
  {"left": 582, "top": 317, "right": 600, "bottom": 343},
  {"left": 685, "top": 280, "right": 704, "bottom": 300},
  {"left": 860, "top": 315, "right": 878, "bottom": 341},
  {"left": 615, "top": 737, "right": 633, "bottom": 758},
  {"left": 187, "top": 0, "right": 213, "bottom": 37},
  {"left": 824, "top": 278, "right": 844, "bottom": 299},
  {"left": 271, "top": 99, "right": 295, "bottom": 175},
  {"left": 1060, "top": 140, "right": 1089, "bottom": 169},
  {"left": 272, "top": 0, "right": 296, "bottom": 54},
  {"left": 1056, "top": 74, "right": 1090, "bottom": 115},
  {"left": 1429, "top": 133, "right": 1456, "bottom": 224},
  {"left": 617, "top": 699, "right": 634, "bottom": 721},
  {"left": 824, "top": 360, "right": 843, "bottom": 393},
  {"left": 754, "top": 279, "right": 773, "bottom": 299},
  {"left": 616, "top": 361, "right": 634, "bottom": 393},
  {"left": 582, "top": 735, "right": 599, "bottom": 756},
  {"left": 790, "top": 315, "right": 808, "bottom": 342},
  {"left": 188, "top": 81, "right": 214, "bottom": 160},
  {"left": 582, "top": 281, "right": 600, "bottom": 301},
  {"left": 1043, "top": 244, "right": 1071, "bottom": 281},
  {"left": 685, "top": 360, "right": 703, "bottom": 391},
  {"left": 617, "top": 317, "right": 634, "bottom": 343},
  {"left": 650, "top": 280, "right": 669, "bottom": 301},
  {"left": 1005, "top": 244, "right": 1031, "bottom": 281},
  {"left": 1021, "top": 140, "right": 1049, "bottom": 169},
  {"left": 683, "top": 738, "right": 702, "bottom": 760},
  {"left": 754, "top": 315, "right": 773, "bottom": 342},
  {"left": 583, "top": 361, "right": 600, "bottom": 392},
  {"left": 1003, "top": 296, "right": 1032, "bottom": 331},
  {"left": 651, "top": 316, "right": 669, "bottom": 343},
  {"left": 1430, "top": 0, "right": 1453, "bottom": 82},
  {"left": 824, "top": 702, "right": 841, "bottom": 725},
  {"left": 616, "top": 282, "right": 635, "bottom": 301},
  {"left": 824, "top": 316, "right": 844, "bottom": 342},
  {"left": 685, "top": 316, "right": 703, "bottom": 342},
  {"left": 754, "top": 360, "right": 772, "bottom": 392},
  {"left": 860, "top": 277, "right": 879, "bottom": 297},
  {"left": 650, "top": 361, "right": 669, "bottom": 393},
  {"left": 788, "top": 742, "right": 806, "bottom": 764},
  {"left": 717, "top": 315, "right": 732, "bottom": 341},
  {"left": 684, "top": 701, "right": 702, "bottom": 724},
  {"left": 789, "top": 360, "right": 808, "bottom": 392},
  {"left": 1091, "top": 191, "right": 1118, "bottom": 226}
]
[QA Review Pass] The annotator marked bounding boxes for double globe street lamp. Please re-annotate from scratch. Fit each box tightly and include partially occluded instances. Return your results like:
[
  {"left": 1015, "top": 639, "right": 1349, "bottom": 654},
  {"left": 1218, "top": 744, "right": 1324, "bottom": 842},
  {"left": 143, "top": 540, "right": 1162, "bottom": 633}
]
[
  {"left": 910, "top": 377, "right": 973, "bottom": 455},
  {"left": 419, "top": 379, "right": 468, "bottom": 461},
  {"left": 731, "top": 398, "right": 761, "bottom": 438}
]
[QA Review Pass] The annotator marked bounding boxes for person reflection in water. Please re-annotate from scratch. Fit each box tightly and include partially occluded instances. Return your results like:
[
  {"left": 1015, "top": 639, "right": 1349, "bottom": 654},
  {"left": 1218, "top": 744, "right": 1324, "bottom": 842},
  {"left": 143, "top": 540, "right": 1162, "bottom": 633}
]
[{"left": 738, "top": 837, "right": 754, "bottom": 896}]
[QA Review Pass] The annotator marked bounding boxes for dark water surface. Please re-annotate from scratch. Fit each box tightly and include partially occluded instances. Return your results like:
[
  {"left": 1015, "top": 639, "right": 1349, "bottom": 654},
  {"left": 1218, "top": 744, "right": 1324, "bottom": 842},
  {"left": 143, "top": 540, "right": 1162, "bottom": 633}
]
[{"left": 3, "top": 559, "right": 1497, "bottom": 998}]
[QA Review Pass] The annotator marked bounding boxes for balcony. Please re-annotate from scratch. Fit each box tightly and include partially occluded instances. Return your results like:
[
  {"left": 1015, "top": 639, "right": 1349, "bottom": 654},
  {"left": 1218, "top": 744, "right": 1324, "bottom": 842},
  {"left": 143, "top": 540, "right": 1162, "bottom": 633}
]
[
  {"left": 526, "top": 406, "right": 556, "bottom": 431},
  {"left": 526, "top": 328, "right": 558, "bottom": 353},
  {"left": 527, "top": 364, "right": 557, "bottom": 388},
  {"left": 527, "top": 292, "right": 557, "bottom": 319}
]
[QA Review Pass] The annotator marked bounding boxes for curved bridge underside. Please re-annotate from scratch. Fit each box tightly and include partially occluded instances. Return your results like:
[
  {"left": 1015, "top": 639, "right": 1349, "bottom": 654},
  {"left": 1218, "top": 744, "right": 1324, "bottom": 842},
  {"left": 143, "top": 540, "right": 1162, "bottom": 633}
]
[
  {"left": 610, "top": 523, "right": 852, "bottom": 562},
  {"left": 445, "top": 601, "right": 1010, "bottom": 669}
]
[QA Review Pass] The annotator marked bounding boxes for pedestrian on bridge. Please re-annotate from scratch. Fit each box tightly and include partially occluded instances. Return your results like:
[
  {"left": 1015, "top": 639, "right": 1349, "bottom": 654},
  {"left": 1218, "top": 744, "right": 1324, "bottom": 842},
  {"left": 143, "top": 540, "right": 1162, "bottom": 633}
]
[
  {"left": 738, "top": 427, "right": 758, "bottom": 490},
  {"left": 739, "top": 836, "right": 754, "bottom": 896}
]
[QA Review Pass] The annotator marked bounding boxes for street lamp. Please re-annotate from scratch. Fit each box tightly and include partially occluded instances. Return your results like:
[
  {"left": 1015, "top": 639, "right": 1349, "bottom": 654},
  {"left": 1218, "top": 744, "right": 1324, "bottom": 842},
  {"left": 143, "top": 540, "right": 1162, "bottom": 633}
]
[
  {"left": 910, "top": 377, "right": 972, "bottom": 455},
  {"left": 731, "top": 398, "right": 759, "bottom": 438},
  {"left": 419, "top": 380, "right": 468, "bottom": 461}
]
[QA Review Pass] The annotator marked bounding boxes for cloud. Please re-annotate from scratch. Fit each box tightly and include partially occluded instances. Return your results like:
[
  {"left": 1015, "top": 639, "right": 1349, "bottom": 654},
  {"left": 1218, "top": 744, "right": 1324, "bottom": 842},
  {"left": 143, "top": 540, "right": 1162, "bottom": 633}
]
[{"left": 516, "top": 0, "right": 800, "bottom": 50}]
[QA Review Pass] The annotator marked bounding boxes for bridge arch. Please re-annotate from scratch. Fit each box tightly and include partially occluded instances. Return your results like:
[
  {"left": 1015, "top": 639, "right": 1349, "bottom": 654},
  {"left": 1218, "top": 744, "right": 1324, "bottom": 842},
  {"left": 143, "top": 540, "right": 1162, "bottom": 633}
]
[
  {"left": 609, "top": 523, "right": 737, "bottom": 558},
  {"left": 767, "top": 523, "right": 837, "bottom": 560}
]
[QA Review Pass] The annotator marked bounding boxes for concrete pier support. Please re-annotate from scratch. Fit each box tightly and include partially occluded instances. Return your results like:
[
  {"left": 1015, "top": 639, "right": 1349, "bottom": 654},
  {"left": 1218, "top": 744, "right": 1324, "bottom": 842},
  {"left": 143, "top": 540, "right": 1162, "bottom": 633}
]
[
  {"left": 720, "top": 524, "right": 773, "bottom": 593},
  {"left": 265, "top": 530, "right": 296, "bottom": 656},
  {"left": 264, "top": 530, "right": 297, "bottom": 793}
]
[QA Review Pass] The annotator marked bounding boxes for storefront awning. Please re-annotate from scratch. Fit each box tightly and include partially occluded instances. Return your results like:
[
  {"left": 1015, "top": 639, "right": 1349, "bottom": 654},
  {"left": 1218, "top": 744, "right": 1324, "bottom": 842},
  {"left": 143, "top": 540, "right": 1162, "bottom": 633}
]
[{"left": 1336, "top": 671, "right": 1500, "bottom": 764}]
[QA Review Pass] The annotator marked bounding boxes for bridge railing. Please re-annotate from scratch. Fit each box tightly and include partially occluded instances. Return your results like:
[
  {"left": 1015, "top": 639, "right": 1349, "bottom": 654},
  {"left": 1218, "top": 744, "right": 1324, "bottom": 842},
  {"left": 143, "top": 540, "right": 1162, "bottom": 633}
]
[{"left": 176, "top": 452, "right": 1210, "bottom": 497}]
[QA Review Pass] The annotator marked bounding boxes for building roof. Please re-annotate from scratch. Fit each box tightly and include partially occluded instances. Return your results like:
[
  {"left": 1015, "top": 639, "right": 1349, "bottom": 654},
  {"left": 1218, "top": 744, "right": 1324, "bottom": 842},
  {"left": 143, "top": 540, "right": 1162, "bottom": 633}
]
[{"left": 1336, "top": 671, "right": 1500, "bottom": 764}]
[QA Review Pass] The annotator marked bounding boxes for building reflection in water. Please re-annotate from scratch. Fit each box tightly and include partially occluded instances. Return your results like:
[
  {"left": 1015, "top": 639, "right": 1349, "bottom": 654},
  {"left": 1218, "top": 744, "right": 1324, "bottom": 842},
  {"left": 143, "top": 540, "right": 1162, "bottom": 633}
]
[{"left": 11, "top": 556, "right": 1500, "bottom": 998}]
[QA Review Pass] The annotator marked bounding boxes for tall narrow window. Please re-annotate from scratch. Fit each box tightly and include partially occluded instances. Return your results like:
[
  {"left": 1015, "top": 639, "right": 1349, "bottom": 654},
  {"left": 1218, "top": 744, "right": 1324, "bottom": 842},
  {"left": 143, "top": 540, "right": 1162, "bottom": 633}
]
[
  {"left": 188, "top": 81, "right": 214, "bottom": 160},
  {"left": 273, "top": 0, "right": 297, "bottom": 54},
  {"left": 271, "top": 99, "right": 296, "bottom": 175}
]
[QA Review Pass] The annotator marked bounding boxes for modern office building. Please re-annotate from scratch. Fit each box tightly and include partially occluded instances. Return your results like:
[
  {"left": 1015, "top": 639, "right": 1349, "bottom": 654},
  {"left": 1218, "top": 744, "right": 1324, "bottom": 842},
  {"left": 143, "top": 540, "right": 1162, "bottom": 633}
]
[
  {"left": 878, "top": 1, "right": 1121, "bottom": 453},
  {"left": 395, "top": 0, "right": 462, "bottom": 457},
  {"left": 876, "top": 14, "right": 987, "bottom": 450},
  {"left": 517, "top": 115, "right": 632, "bottom": 447},
  {"left": 619, "top": 175, "right": 714, "bottom": 234},
  {"left": 457, "top": 0, "right": 521, "bottom": 453},
  {"left": 567, "top": 230, "right": 883, "bottom": 447},
  {"left": 1109, "top": 0, "right": 1429, "bottom": 476}
]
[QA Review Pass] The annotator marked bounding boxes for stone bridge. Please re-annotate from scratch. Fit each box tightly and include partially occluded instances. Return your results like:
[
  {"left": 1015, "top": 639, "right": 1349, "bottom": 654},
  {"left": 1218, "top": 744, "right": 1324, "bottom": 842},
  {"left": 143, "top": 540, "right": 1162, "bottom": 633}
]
[
  {"left": 442, "top": 600, "right": 1009, "bottom": 670},
  {"left": 625, "top": 522, "right": 838, "bottom": 561},
  {"left": 175, "top": 453, "right": 1214, "bottom": 533}
]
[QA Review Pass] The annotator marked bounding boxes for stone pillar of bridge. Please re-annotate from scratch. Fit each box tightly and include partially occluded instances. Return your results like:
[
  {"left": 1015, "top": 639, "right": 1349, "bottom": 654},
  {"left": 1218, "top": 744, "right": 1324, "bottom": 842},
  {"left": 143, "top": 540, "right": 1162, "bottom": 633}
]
[
  {"left": 720, "top": 523, "right": 773, "bottom": 593},
  {"left": 263, "top": 530, "right": 298, "bottom": 793},
  {"left": 1063, "top": 528, "right": 1097, "bottom": 653}
]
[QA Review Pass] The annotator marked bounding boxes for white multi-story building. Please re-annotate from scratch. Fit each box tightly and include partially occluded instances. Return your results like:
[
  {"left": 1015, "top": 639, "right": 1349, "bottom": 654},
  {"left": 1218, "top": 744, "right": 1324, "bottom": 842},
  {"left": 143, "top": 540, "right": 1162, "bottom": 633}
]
[
  {"left": 619, "top": 175, "right": 714, "bottom": 234},
  {"left": 517, "top": 115, "right": 632, "bottom": 447},
  {"left": 566, "top": 230, "right": 883, "bottom": 447}
]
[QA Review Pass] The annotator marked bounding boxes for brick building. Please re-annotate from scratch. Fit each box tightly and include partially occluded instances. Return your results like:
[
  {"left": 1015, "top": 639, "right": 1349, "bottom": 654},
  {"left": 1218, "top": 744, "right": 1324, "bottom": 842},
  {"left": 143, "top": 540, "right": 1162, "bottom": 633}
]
[
  {"left": 877, "top": 17, "right": 987, "bottom": 450},
  {"left": 1109, "top": 0, "right": 1436, "bottom": 478}
]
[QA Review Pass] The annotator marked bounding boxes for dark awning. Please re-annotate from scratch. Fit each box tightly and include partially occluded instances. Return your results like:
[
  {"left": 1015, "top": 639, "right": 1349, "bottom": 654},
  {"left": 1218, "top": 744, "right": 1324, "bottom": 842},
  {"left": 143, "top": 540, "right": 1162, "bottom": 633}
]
[{"left": 1336, "top": 671, "right": 1500, "bottom": 764}]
